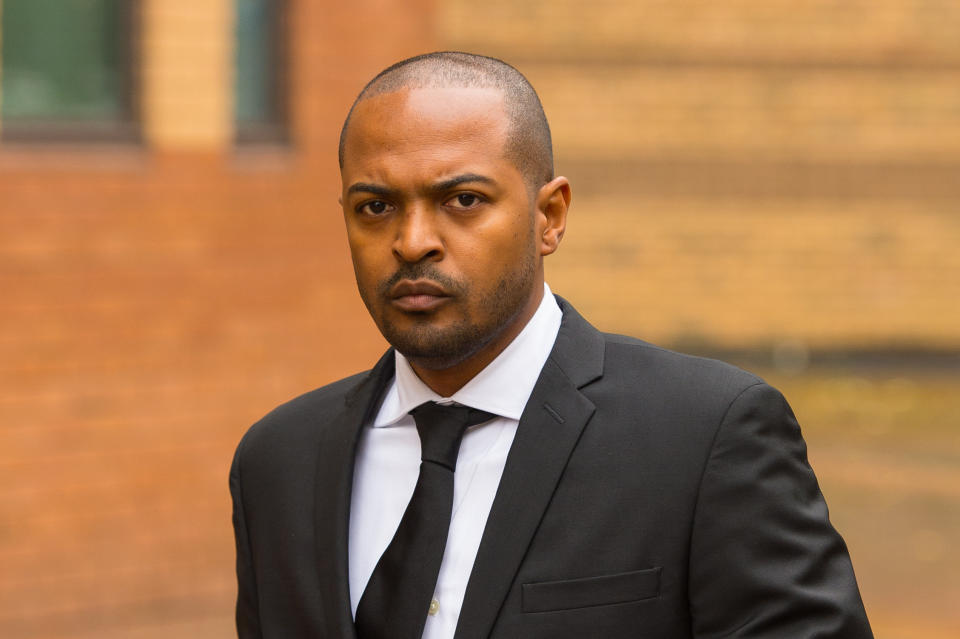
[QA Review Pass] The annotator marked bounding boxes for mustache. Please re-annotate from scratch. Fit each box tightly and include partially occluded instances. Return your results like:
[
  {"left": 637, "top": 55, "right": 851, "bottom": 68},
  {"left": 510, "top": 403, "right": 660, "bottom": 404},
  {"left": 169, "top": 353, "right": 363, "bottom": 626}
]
[{"left": 378, "top": 263, "right": 465, "bottom": 297}]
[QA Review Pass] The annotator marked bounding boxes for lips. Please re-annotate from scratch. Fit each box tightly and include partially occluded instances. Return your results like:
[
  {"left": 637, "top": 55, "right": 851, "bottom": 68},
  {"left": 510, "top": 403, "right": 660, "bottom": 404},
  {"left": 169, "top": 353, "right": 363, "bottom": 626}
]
[{"left": 390, "top": 279, "right": 451, "bottom": 312}]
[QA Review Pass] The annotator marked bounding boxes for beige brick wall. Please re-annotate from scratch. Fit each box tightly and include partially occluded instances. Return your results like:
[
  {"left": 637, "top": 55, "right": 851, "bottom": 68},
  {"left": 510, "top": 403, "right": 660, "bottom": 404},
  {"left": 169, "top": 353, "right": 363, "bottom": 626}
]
[
  {"left": 440, "top": 0, "right": 960, "bottom": 350},
  {"left": 141, "top": 0, "right": 232, "bottom": 149},
  {"left": 440, "top": 0, "right": 960, "bottom": 63},
  {"left": 550, "top": 197, "right": 960, "bottom": 346},
  {"left": 534, "top": 66, "right": 960, "bottom": 162}
]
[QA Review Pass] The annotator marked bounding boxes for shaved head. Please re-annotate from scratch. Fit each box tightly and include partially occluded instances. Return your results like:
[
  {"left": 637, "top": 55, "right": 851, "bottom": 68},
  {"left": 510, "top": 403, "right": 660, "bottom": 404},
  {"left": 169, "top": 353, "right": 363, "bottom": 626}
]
[{"left": 339, "top": 51, "right": 554, "bottom": 190}]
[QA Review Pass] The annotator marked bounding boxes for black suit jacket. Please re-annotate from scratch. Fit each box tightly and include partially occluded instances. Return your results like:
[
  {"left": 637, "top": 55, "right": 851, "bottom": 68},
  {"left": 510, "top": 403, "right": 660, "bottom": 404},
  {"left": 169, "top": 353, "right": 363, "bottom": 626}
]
[{"left": 230, "top": 299, "right": 872, "bottom": 638}]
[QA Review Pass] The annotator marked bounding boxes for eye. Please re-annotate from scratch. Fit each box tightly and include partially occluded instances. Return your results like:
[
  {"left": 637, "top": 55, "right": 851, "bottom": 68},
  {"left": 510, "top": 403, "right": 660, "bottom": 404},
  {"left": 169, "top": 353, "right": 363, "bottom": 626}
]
[
  {"left": 358, "top": 200, "right": 393, "bottom": 216},
  {"left": 446, "top": 193, "right": 483, "bottom": 210}
]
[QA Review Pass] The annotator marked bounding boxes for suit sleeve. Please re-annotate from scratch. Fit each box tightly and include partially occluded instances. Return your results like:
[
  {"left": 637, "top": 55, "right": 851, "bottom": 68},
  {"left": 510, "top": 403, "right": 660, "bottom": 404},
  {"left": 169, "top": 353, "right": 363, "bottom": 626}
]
[
  {"left": 688, "top": 382, "right": 873, "bottom": 638},
  {"left": 230, "top": 439, "right": 263, "bottom": 639}
]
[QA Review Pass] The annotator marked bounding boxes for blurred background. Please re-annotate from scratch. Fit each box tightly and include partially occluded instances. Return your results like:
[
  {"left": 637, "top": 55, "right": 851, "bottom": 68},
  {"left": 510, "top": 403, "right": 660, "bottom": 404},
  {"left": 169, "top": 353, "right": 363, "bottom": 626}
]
[{"left": 0, "top": 1, "right": 957, "bottom": 637}]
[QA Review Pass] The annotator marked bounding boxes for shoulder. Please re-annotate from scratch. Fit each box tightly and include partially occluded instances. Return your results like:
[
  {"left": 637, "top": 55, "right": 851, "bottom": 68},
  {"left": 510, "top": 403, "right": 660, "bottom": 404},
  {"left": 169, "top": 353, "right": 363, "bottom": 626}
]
[
  {"left": 256, "top": 371, "right": 367, "bottom": 429},
  {"left": 233, "top": 370, "right": 369, "bottom": 463},
  {"left": 577, "top": 330, "right": 798, "bottom": 454},
  {"left": 553, "top": 297, "right": 773, "bottom": 423},
  {"left": 598, "top": 331, "right": 767, "bottom": 404}
]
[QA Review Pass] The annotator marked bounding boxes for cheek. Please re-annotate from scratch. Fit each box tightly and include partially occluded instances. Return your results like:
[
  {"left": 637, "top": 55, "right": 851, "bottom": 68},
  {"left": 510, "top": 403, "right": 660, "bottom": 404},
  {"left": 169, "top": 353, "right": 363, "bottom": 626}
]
[
  {"left": 349, "top": 245, "right": 380, "bottom": 288},
  {"left": 462, "top": 232, "right": 529, "bottom": 281},
  {"left": 493, "top": 214, "right": 537, "bottom": 257}
]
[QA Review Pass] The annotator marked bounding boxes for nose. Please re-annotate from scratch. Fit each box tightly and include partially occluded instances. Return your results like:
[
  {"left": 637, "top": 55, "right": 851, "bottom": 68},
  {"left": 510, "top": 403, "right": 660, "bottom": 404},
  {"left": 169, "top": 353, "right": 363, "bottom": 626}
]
[{"left": 392, "top": 205, "right": 443, "bottom": 263}]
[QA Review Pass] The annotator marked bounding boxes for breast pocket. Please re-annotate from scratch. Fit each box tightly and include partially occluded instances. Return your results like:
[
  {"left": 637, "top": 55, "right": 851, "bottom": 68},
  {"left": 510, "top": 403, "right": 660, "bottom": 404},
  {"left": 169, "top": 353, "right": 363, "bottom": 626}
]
[{"left": 521, "top": 567, "right": 661, "bottom": 613}]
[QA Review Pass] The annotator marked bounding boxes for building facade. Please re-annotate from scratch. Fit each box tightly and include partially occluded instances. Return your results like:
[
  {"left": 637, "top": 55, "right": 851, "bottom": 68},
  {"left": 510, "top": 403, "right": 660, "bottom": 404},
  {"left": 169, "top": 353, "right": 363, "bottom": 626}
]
[{"left": 1, "top": 1, "right": 957, "bottom": 637}]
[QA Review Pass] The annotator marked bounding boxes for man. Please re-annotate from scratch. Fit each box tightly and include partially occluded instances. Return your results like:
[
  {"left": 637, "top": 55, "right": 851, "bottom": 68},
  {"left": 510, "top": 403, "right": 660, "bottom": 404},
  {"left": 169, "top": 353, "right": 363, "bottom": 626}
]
[{"left": 230, "top": 52, "right": 873, "bottom": 638}]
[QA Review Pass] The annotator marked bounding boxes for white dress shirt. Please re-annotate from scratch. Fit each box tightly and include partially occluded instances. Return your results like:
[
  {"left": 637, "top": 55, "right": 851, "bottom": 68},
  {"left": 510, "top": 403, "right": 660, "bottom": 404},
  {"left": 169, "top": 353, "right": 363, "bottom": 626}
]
[{"left": 348, "top": 283, "right": 563, "bottom": 639}]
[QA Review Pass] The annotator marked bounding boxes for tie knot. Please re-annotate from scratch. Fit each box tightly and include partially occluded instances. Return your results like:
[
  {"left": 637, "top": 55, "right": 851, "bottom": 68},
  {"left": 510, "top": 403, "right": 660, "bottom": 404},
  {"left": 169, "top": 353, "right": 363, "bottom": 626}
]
[{"left": 409, "top": 402, "right": 495, "bottom": 470}]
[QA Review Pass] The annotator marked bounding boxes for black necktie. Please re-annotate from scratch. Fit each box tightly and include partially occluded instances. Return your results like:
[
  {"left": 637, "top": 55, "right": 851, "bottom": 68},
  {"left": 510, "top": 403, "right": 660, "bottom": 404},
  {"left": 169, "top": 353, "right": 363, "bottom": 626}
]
[{"left": 355, "top": 401, "right": 495, "bottom": 639}]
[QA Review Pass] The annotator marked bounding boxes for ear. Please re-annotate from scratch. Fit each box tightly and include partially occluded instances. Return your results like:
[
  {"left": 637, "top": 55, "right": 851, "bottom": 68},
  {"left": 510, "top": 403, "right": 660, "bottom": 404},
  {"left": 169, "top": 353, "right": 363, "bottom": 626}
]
[{"left": 535, "top": 176, "right": 571, "bottom": 256}]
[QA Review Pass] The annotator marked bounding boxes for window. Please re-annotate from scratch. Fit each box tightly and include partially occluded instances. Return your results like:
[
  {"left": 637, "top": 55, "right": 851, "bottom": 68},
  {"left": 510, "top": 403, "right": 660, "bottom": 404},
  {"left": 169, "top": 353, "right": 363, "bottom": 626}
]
[
  {"left": 234, "top": 0, "right": 287, "bottom": 143},
  {"left": 0, "top": 0, "right": 137, "bottom": 142}
]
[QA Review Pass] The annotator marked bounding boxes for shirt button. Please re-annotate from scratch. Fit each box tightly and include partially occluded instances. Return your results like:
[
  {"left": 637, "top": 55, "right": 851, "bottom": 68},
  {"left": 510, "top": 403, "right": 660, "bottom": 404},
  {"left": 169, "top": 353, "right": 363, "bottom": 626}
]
[{"left": 428, "top": 599, "right": 440, "bottom": 616}]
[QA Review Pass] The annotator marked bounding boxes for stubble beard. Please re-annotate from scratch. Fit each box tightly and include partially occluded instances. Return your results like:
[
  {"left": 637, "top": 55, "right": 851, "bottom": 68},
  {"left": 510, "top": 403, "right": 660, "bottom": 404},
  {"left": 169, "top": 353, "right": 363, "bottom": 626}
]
[{"left": 364, "top": 238, "right": 539, "bottom": 372}]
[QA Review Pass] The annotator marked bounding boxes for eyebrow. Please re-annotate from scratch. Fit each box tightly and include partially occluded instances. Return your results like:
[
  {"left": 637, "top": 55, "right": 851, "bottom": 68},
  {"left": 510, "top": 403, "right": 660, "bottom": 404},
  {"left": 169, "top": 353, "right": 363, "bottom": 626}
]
[
  {"left": 346, "top": 173, "right": 495, "bottom": 198},
  {"left": 429, "top": 174, "right": 495, "bottom": 194},
  {"left": 346, "top": 182, "right": 397, "bottom": 198}
]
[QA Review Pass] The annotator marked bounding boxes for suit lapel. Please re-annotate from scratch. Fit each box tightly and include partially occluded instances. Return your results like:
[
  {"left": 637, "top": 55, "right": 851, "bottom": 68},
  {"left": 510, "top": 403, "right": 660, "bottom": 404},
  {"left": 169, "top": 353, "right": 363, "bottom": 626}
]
[
  {"left": 314, "top": 350, "right": 395, "bottom": 639},
  {"left": 454, "top": 300, "right": 605, "bottom": 639}
]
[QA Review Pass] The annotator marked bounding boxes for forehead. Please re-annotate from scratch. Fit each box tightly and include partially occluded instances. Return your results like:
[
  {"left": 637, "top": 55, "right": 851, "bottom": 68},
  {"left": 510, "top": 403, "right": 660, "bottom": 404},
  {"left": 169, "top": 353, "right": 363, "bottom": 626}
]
[{"left": 341, "top": 87, "right": 512, "bottom": 180}]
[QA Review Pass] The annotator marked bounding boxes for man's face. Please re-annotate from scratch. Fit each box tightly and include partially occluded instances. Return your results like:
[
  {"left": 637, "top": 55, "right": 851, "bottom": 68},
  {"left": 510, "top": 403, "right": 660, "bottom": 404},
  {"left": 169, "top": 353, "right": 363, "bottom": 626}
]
[{"left": 340, "top": 87, "right": 547, "bottom": 372}]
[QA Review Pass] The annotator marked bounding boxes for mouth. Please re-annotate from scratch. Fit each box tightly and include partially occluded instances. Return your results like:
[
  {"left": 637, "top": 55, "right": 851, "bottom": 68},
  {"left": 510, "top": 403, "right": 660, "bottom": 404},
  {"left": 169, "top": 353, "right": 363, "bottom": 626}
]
[{"left": 389, "top": 279, "right": 452, "bottom": 312}]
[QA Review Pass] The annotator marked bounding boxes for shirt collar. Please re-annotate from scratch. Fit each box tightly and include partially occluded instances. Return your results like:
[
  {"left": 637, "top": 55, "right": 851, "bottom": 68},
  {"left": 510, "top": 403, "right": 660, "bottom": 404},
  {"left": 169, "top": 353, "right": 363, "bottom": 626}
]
[{"left": 373, "top": 283, "right": 563, "bottom": 427}]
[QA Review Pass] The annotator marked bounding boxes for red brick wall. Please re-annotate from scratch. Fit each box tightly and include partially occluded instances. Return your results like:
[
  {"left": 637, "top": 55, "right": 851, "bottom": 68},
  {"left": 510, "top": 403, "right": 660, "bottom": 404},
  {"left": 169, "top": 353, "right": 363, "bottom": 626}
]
[{"left": 0, "top": 1, "right": 434, "bottom": 636}]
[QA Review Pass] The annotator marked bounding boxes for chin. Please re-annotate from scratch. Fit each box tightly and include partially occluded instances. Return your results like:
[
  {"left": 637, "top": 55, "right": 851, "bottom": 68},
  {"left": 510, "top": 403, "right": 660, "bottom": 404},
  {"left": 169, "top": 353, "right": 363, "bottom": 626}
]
[{"left": 381, "top": 320, "right": 494, "bottom": 371}]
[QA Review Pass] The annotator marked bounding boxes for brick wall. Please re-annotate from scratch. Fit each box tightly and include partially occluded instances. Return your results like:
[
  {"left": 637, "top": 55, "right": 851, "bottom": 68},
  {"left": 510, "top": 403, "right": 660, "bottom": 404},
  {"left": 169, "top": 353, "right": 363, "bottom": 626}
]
[
  {"left": 435, "top": 6, "right": 960, "bottom": 635},
  {"left": 0, "top": 1, "right": 433, "bottom": 636},
  {"left": 141, "top": 0, "right": 232, "bottom": 149},
  {"left": 439, "top": 0, "right": 960, "bottom": 351},
  {"left": 2, "top": 1, "right": 958, "bottom": 638}
]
